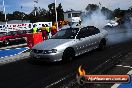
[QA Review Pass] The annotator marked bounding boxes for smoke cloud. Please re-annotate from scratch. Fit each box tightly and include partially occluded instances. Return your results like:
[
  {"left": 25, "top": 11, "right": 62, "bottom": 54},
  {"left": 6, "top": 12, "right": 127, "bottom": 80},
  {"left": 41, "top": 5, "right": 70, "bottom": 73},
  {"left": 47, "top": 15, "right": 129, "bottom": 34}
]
[
  {"left": 124, "top": 17, "right": 132, "bottom": 29},
  {"left": 81, "top": 9, "right": 108, "bottom": 29}
]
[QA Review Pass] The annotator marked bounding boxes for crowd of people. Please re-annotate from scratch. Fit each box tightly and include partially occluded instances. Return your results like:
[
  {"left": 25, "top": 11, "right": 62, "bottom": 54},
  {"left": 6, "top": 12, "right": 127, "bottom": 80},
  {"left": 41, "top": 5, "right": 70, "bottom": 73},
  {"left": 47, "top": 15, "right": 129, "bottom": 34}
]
[
  {"left": 31, "top": 21, "right": 69, "bottom": 40},
  {"left": 31, "top": 23, "right": 57, "bottom": 40}
]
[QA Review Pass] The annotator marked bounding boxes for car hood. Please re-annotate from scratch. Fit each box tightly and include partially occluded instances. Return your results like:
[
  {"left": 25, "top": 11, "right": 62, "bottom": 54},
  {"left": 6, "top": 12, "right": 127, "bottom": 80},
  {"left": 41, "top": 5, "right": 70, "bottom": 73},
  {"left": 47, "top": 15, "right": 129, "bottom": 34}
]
[{"left": 32, "top": 39, "right": 74, "bottom": 50}]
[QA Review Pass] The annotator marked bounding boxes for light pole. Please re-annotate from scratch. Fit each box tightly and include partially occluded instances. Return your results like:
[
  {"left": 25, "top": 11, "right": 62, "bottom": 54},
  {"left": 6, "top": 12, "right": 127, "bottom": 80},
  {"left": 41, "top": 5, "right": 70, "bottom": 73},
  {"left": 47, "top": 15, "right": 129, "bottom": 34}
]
[
  {"left": 34, "top": 0, "right": 38, "bottom": 16},
  {"left": 21, "top": 6, "right": 23, "bottom": 23},
  {"left": 54, "top": 0, "right": 58, "bottom": 31},
  {"left": 3, "top": 0, "right": 7, "bottom": 32},
  {"left": 3, "top": 0, "right": 6, "bottom": 21}
]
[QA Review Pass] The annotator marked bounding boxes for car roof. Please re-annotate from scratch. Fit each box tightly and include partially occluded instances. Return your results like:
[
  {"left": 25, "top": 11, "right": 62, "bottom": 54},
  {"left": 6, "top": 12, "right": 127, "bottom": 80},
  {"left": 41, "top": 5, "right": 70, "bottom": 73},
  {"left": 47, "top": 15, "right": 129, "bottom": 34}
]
[{"left": 61, "top": 25, "right": 99, "bottom": 30}]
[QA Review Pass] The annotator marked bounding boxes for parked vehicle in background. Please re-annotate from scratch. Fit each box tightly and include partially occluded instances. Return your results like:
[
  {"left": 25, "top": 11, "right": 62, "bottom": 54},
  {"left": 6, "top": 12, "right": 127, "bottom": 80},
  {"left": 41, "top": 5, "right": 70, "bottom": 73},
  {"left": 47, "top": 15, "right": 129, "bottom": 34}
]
[
  {"left": 30, "top": 26, "right": 108, "bottom": 62},
  {"left": 106, "top": 20, "right": 118, "bottom": 27},
  {"left": 0, "top": 30, "right": 30, "bottom": 45}
]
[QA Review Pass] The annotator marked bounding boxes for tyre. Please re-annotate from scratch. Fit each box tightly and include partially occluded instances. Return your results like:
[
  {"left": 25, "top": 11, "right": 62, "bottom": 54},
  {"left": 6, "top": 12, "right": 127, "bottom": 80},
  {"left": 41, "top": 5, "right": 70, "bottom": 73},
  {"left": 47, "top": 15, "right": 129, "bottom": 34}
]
[
  {"left": 98, "top": 39, "right": 106, "bottom": 50},
  {"left": 4, "top": 39, "right": 10, "bottom": 45},
  {"left": 62, "top": 48, "right": 75, "bottom": 62}
]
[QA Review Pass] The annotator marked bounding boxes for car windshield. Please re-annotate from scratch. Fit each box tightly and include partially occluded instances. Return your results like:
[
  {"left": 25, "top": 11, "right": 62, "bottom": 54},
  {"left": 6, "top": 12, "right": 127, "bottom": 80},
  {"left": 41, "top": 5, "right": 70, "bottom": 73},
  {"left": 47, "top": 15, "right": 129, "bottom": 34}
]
[
  {"left": 51, "top": 28, "right": 79, "bottom": 39},
  {"left": 0, "top": 32, "right": 6, "bottom": 37}
]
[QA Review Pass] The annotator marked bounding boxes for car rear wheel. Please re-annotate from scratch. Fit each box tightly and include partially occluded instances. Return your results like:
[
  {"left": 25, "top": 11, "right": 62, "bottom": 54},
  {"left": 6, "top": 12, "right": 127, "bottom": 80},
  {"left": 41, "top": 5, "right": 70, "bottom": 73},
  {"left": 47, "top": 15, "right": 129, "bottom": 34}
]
[
  {"left": 4, "top": 39, "right": 10, "bottom": 45},
  {"left": 62, "top": 48, "right": 75, "bottom": 62}
]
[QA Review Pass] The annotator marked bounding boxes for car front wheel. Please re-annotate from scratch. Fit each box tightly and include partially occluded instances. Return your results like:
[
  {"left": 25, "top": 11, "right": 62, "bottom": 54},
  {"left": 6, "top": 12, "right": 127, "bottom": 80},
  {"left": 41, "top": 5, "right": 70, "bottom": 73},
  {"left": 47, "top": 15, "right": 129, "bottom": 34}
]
[{"left": 62, "top": 48, "right": 75, "bottom": 62}]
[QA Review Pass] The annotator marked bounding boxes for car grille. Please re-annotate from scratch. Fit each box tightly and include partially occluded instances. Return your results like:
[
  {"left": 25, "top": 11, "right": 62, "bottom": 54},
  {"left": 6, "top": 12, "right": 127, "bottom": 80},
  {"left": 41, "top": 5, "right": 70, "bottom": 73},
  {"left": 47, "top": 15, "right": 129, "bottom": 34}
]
[
  {"left": 32, "top": 49, "right": 50, "bottom": 54},
  {"left": 32, "top": 49, "right": 43, "bottom": 54}
]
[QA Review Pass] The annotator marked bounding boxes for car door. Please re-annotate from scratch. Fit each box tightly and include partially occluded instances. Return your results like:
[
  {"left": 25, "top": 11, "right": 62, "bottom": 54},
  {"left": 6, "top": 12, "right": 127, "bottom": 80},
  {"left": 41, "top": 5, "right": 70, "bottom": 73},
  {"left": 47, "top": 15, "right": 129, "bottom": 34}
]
[
  {"left": 75, "top": 27, "right": 92, "bottom": 55},
  {"left": 14, "top": 31, "right": 23, "bottom": 40},
  {"left": 88, "top": 27, "right": 101, "bottom": 49},
  {"left": 7, "top": 32, "right": 15, "bottom": 40}
]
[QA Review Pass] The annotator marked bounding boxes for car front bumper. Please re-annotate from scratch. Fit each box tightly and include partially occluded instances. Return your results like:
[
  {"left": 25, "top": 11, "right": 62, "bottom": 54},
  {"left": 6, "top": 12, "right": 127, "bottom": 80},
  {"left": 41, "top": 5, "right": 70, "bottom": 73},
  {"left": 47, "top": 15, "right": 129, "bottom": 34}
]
[{"left": 30, "top": 52, "right": 63, "bottom": 62}]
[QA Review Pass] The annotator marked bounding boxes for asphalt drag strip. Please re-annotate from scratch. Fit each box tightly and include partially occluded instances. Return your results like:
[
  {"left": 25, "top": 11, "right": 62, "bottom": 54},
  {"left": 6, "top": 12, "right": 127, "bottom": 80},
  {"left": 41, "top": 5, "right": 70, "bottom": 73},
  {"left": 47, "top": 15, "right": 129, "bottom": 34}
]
[{"left": 42, "top": 41, "right": 132, "bottom": 88}]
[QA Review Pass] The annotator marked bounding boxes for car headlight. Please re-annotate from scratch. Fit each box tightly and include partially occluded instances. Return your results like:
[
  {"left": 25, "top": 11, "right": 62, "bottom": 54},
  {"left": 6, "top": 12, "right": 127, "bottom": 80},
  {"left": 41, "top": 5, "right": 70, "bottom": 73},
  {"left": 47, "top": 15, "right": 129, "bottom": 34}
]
[
  {"left": 48, "top": 49, "right": 57, "bottom": 53},
  {"left": 43, "top": 49, "right": 57, "bottom": 54}
]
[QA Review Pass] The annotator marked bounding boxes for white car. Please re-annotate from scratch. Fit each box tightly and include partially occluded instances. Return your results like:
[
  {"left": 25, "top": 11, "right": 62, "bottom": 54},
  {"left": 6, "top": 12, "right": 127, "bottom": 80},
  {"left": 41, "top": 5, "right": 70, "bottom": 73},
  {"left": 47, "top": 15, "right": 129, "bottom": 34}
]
[{"left": 106, "top": 20, "right": 118, "bottom": 27}]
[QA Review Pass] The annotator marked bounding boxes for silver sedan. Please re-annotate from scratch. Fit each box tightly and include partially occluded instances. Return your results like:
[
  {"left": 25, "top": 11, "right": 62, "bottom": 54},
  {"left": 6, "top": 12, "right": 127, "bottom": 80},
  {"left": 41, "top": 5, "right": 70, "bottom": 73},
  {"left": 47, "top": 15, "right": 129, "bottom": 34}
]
[{"left": 30, "top": 26, "right": 108, "bottom": 62}]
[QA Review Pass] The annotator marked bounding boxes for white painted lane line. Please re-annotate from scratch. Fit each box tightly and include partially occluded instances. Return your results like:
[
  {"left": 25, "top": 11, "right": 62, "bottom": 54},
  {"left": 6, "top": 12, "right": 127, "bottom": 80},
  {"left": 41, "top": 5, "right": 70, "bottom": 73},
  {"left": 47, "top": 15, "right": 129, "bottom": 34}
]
[
  {"left": 127, "top": 70, "right": 132, "bottom": 75},
  {"left": 44, "top": 77, "right": 66, "bottom": 88},
  {"left": 116, "top": 65, "right": 123, "bottom": 66},
  {"left": 43, "top": 73, "right": 74, "bottom": 88},
  {"left": 111, "top": 83, "right": 120, "bottom": 88},
  {"left": 123, "top": 66, "right": 131, "bottom": 68},
  {"left": 116, "top": 65, "right": 132, "bottom": 69}
]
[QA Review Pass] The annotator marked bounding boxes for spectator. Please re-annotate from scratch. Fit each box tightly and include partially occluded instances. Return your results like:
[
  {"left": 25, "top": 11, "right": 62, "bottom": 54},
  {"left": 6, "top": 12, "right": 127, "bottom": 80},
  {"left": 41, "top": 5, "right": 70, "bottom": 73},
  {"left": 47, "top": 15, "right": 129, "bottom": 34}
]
[
  {"left": 40, "top": 24, "right": 48, "bottom": 40},
  {"left": 51, "top": 23, "right": 57, "bottom": 36},
  {"left": 45, "top": 24, "right": 50, "bottom": 39},
  {"left": 31, "top": 24, "right": 38, "bottom": 33}
]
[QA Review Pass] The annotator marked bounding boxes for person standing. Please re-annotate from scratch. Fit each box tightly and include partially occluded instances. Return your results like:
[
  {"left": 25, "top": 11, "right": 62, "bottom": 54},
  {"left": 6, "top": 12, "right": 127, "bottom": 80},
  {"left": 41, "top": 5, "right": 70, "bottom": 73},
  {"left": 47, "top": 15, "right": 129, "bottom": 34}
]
[
  {"left": 45, "top": 24, "right": 50, "bottom": 39},
  {"left": 31, "top": 24, "right": 38, "bottom": 33},
  {"left": 51, "top": 24, "right": 57, "bottom": 36},
  {"left": 40, "top": 24, "right": 48, "bottom": 40}
]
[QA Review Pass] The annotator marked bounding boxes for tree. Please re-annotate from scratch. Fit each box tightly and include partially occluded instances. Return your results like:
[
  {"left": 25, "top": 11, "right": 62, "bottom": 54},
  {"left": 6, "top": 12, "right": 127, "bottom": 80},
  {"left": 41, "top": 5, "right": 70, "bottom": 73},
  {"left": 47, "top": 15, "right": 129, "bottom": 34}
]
[
  {"left": 12, "top": 11, "right": 24, "bottom": 20},
  {"left": 38, "top": 7, "right": 49, "bottom": 21},
  {"left": 101, "top": 7, "right": 113, "bottom": 19},
  {"left": 57, "top": 3, "right": 64, "bottom": 21},
  {"left": 28, "top": 7, "right": 48, "bottom": 23},
  {"left": 128, "top": 6, "right": 132, "bottom": 11},
  {"left": 0, "top": 3, "right": 65, "bottom": 23},
  {"left": 48, "top": 3, "right": 64, "bottom": 22},
  {"left": 28, "top": 10, "right": 37, "bottom": 23},
  {"left": 0, "top": 11, "right": 4, "bottom": 21},
  {"left": 48, "top": 3, "right": 56, "bottom": 22},
  {"left": 85, "top": 4, "right": 99, "bottom": 12},
  {"left": 113, "top": 8, "right": 124, "bottom": 18}
]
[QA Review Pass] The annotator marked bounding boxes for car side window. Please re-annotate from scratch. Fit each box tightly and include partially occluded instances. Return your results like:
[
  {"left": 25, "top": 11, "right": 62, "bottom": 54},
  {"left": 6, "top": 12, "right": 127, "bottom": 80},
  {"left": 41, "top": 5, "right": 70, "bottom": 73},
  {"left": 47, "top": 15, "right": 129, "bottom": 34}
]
[
  {"left": 17, "top": 31, "right": 22, "bottom": 34},
  {"left": 93, "top": 27, "right": 100, "bottom": 34},
  {"left": 77, "top": 27, "right": 100, "bottom": 39},
  {"left": 77, "top": 27, "right": 87, "bottom": 38},
  {"left": 7, "top": 32, "right": 11, "bottom": 35},
  {"left": 87, "top": 27, "right": 100, "bottom": 36},
  {"left": 10, "top": 31, "right": 17, "bottom": 35},
  {"left": 0, "top": 32, "right": 6, "bottom": 36}
]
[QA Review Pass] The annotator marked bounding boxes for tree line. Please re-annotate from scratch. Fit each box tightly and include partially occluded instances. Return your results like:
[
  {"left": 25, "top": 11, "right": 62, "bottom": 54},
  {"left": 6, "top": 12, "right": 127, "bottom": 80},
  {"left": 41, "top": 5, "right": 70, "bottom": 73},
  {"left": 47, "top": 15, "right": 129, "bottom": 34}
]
[
  {"left": 85, "top": 4, "right": 132, "bottom": 20},
  {"left": 0, "top": 3, "right": 132, "bottom": 23},
  {"left": 0, "top": 3, "right": 64, "bottom": 23}
]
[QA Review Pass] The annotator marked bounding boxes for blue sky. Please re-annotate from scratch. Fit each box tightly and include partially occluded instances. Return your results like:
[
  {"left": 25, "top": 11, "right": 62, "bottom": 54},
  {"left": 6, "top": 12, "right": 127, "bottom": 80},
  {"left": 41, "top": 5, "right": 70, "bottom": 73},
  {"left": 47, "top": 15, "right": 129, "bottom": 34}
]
[{"left": 0, "top": 0, "right": 132, "bottom": 14}]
